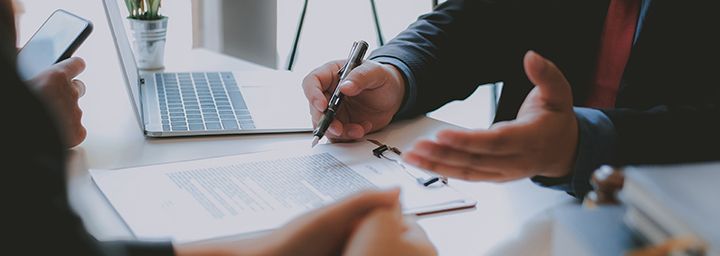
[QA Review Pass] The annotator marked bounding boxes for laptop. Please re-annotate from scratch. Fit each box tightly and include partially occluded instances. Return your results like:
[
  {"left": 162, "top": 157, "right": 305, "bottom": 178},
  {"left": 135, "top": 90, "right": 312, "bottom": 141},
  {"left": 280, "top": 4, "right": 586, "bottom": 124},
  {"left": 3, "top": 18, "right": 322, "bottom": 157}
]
[{"left": 103, "top": 0, "right": 312, "bottom": 137}]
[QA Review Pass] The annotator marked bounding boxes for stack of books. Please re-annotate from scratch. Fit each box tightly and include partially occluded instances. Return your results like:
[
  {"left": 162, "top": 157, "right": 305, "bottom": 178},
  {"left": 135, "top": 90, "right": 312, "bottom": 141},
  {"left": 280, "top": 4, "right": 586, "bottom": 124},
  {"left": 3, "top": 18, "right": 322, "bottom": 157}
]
[{"left": 620, "top": 162, "right": 720, "bottom": 255}]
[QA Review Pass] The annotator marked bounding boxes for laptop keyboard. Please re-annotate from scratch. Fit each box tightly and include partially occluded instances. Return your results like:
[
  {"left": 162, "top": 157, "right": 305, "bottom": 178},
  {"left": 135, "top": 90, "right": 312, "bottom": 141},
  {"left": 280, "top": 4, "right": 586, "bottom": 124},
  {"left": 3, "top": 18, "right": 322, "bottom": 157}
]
[{"left": 156, "top": 72, "right": 255, "bottom": 132}]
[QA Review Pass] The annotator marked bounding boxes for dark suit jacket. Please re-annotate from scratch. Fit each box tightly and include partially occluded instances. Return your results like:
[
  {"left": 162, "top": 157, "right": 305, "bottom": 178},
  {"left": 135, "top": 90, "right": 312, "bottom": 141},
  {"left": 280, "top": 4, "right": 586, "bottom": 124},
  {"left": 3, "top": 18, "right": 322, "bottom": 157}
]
[
  {"left": 370, "top": 0, "right": 720, "bottom": 166},
  {"left": 2, "top": 21, "right": 173, "bottom": 256}
]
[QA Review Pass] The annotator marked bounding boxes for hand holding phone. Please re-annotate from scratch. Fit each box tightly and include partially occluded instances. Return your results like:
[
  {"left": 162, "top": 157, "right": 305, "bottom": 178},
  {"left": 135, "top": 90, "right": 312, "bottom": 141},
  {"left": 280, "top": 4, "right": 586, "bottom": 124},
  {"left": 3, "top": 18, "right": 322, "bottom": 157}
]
[{"left": 17, "top": 9, "right": 92, "bottom": 80}]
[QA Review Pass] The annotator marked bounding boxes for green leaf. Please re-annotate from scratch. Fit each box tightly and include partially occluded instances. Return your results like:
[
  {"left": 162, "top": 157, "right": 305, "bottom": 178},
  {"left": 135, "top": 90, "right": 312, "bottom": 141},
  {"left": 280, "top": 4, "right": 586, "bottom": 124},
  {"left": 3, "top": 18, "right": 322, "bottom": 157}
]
[
  {"left": 125, "top": 0, "right": 162, "bottom": 20},
  {"left": 125, "top": 0, "right": 143, "bottom": 18},
  {"left": 125, "top": 0, "right": 133, "bottom": 17},
  {"left": 149, "top": 0, "right": 161, "bottom": 19}
]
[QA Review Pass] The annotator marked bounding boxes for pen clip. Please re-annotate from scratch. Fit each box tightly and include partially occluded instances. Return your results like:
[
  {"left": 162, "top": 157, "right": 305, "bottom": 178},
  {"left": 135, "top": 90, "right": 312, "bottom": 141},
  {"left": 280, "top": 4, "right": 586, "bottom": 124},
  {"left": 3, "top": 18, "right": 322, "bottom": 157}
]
[{"left": 337, "top": 40, "right": 368, "bottom": 81}]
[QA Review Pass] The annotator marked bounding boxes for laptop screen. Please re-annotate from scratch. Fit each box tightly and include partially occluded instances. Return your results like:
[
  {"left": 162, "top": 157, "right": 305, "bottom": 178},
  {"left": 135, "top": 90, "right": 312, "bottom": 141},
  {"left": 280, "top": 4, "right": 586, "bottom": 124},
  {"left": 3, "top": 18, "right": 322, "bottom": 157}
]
[{"left": 102, "top": 0, "right": 143, "bottom": 125}]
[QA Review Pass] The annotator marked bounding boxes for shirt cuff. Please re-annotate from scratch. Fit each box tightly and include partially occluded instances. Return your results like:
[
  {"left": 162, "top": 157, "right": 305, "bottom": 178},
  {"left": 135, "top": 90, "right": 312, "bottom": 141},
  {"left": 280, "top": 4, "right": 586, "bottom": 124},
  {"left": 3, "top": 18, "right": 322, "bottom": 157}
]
[
  {"left": 531, "top": 107, "right": 617, "bottom": 198},
  {"left": 369, "top": 56, "right": 417, "bottom": 119}
]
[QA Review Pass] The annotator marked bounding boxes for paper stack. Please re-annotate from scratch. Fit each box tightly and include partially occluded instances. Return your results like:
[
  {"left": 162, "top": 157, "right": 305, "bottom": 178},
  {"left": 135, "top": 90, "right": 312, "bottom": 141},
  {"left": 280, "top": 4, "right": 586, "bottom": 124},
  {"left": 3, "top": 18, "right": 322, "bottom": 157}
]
[{"left": 620, "top": 162, "right": 720, "bottom": 255}]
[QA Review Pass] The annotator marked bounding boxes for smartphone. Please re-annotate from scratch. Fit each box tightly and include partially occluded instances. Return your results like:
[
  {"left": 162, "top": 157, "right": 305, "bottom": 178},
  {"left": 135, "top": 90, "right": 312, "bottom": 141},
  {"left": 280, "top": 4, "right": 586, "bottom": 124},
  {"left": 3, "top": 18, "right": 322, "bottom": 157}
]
[{"left": 17, "top": 9, "right": 93, "bottom": 80}]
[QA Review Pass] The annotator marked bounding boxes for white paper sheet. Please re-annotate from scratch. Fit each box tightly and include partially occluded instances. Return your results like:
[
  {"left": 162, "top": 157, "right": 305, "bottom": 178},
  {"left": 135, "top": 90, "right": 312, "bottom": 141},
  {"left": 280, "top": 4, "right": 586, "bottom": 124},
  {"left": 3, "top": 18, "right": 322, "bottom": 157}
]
[{"left": 91, "top": 141, "right": 475, "bottom": 243}]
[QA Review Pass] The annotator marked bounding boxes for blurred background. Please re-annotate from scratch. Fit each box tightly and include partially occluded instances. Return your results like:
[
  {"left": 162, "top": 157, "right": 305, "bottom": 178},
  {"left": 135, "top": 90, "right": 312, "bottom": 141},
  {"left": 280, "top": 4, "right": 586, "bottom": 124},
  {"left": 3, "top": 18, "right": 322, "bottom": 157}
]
[{"left": 16, "top": 0, "right": 495, "bottom": 130}]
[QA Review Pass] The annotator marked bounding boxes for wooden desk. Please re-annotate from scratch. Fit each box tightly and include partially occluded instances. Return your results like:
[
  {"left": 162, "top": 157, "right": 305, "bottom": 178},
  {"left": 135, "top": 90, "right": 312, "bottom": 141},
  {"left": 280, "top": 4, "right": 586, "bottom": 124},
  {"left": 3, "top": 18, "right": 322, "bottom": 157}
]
[{"left": 18, "top": 1, "right": 574, "bottom": 255}]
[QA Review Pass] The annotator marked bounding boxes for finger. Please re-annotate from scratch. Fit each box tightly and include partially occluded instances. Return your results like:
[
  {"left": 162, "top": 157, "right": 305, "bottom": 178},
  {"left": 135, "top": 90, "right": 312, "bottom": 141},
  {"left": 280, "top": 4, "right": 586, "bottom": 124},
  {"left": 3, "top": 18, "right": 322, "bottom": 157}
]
[
  {"left": 409, "top": 140, "right": 516, "bottom": 169},
  {"left": 409, "top": 140, "right": 483, "bottom": 167},
  {"left": 435, "top": 128, "right": 522, "bottom": 155},
  {"left": 403, "top": 219, "right": 433, "bottom": 248},
  {"left": 302, "top": 60, "right": 344, "bottom": 111},
  {"left": 404, "top": 223, "right": 430, "bottom": 244},
  {"left": 322, "top": 188, "right": 401, "bottom": 225},
  {"left": 54, "top": 57, "right": 86, "bottom": 79},
  {"left": 356, "top": 203, "right": 405, "bottom": 236},
  {"left": 408, "top": 140, "right": 524, "bottom": 171},
  {"left": 339, "top": 60, "right": 389, "bottom": 97},
  {"left": 365, "top": 202, "right": 403, "bottom": 226},
  {"left": 327, "top": 121, "right": 369, "bottom": 142},
  {"left": 342, "top": 123, "right": 366, "bottom": 139},
  {"left": 360, "top": 121, "right": 373, "bottom": 135},
  {"left": 66, "top": 106, "right": 87, "bottom": 147},
  {"left": 403, "top": 152, "right": 505, "bottom": 182},
  {"left": 67, "top": 125, "right": 87, "bottom": 148},
  {"left": 326, "top": 122, "right": 369, "bottom": 142},
  {"left": 277, "top": 188, "right": 400, "bottom": 256},
  {"left": 309, "top": 104, "right": 322, "bottom": 127},
  {"left": 403, "top": 222, "right": 437, "bottom": 256},
  {"left": 312, "top": 98, "right": 328, "bottom": 113},
  {"left": 303, "top": 83, "right": 328, "bottom": 113},
  {"left": 523, "top": 51, "right": 573, "bottom": 111},
  {"left": 328, "top": 119, "right": 343, "bottom": 137},
  {"left": 305, "top": 60, "right": 344, "bottom": 91},
  {"left": 72, "top": 79, "right": 86, "bottom": 98},
  {"left": 310, "top": 110, "right": 342, "bottom": 136}
]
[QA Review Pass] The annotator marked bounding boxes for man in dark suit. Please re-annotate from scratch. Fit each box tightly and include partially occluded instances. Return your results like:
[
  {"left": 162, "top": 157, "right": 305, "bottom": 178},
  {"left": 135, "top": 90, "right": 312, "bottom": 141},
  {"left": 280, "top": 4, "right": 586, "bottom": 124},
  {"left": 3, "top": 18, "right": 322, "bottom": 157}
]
[
  {"left": 302, "top": 0, "right": 720, "bottom": 197},
  {"left": 2, "top": 1, "right": 434, "bottom": 254}
]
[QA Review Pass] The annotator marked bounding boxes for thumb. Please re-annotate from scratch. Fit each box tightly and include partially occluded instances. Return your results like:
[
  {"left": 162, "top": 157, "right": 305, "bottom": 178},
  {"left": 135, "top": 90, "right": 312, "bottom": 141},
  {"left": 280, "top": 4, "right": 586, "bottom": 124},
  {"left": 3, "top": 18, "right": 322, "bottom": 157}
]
[
  {"left": 339, "top": 60, "right": 387, "bottom": 96},
  {"left": 523, "top": 51, "right": 573, "bottom": 111},
  {"left": 53, "top": 57, "right": 86, "bottom": 79},
  {"left": 322, "top": 188, "right": 400, "bottom": 224}
]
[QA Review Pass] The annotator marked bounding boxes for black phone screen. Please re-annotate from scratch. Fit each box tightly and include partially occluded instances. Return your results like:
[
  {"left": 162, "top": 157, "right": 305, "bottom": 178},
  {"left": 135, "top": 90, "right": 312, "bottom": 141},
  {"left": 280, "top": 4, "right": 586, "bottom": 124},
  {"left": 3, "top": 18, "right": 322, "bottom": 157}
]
[{"left": 17, "top": 9, "right": 92, "bottom": 80}]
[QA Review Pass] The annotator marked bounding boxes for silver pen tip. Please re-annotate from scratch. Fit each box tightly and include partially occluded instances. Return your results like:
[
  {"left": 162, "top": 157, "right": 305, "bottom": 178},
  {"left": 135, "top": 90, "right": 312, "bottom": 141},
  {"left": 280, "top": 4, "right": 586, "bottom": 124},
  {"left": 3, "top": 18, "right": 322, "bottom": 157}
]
[{"left": 311, "top": 136, "right": 320, "bottom": 148}]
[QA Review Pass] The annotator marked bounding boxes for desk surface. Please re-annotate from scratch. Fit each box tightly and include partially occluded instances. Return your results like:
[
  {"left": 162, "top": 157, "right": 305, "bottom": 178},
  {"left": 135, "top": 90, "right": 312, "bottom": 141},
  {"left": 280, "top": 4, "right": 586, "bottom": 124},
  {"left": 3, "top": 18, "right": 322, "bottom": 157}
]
[{"left": 19, "top": 1, "right": 573, "bottom": 255}]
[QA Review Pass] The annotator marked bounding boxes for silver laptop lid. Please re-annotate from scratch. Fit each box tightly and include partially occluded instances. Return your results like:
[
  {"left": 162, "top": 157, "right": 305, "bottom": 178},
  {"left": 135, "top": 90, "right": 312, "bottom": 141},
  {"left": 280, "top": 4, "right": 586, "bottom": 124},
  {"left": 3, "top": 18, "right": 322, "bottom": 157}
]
[{"left": 102, "top": 0, "right": 144, "bottom": 127}]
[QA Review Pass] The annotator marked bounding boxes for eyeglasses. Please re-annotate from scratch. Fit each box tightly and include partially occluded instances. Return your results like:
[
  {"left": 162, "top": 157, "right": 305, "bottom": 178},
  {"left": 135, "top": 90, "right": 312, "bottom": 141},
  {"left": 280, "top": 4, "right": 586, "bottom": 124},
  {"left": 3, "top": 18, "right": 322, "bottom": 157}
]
[{"left": 368, "top": 139, "right": 448, "bottom": 187}]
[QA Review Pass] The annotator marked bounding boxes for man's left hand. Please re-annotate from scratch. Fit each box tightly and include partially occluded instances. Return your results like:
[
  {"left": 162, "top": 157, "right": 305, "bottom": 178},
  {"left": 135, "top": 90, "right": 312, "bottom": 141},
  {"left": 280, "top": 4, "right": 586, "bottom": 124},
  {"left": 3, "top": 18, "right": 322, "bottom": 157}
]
[
  {"left": 28, "top": 57, "right": 87, "bottom": 148},
  {"left": 404, "top": 51, "right": 578, "bottom": 182}
]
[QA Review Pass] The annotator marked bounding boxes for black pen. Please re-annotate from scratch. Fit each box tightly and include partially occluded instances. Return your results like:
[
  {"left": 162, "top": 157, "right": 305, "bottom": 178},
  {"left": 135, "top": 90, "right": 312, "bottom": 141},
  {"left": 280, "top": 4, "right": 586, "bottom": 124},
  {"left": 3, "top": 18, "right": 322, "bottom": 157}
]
[{"left": 311, "top": 40, "right": 369, "bottom": 147}]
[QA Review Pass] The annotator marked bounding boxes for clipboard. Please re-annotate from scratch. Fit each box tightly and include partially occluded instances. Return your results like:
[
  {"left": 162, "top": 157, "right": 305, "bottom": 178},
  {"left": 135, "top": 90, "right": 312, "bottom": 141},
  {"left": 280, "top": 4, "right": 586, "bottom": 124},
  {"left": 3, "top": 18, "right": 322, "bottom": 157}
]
[
  {"left": 363, "top": 138, "right": 476, "bottom": 215},
  {"left": 91, "top": 139, "right": 477, "bottom": 243}
]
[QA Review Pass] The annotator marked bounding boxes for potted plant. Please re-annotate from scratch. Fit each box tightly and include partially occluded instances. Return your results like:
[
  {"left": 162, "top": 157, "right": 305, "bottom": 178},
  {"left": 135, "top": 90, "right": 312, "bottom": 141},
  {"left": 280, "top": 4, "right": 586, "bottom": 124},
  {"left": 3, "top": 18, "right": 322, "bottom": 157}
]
[{"left": 125, "top": 0, "right": 167, "bottom": 70}]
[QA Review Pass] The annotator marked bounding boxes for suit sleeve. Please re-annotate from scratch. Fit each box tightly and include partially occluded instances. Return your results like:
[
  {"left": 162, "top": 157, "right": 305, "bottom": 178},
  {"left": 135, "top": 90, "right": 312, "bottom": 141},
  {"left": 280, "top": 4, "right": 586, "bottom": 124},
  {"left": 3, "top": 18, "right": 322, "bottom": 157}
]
[
  {"left": 533, "top": 104, "right": 720, "bottom": 198},
  {"left": 368, "top": 0, "right": 531, "bottom": 118},
  {"left": 603, "top": 105, "right": 720, "bottom": 165}
]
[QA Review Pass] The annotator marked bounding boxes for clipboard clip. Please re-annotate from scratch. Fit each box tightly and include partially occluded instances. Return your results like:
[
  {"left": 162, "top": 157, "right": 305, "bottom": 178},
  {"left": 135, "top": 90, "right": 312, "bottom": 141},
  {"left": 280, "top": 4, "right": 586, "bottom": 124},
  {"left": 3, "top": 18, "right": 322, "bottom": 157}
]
[{"left": 368, "top": 139, "right": 449, "bottom": 187}]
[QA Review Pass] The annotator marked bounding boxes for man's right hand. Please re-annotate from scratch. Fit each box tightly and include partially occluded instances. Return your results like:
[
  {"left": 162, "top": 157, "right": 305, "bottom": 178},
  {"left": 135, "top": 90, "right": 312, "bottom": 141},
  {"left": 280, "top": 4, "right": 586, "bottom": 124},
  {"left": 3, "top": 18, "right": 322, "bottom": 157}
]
[
  {"left": 343, "top": 204, "right": 437, "bottom": 256},
  {"left": 302, "top": 59, "right": 406, "bottom": 141}
]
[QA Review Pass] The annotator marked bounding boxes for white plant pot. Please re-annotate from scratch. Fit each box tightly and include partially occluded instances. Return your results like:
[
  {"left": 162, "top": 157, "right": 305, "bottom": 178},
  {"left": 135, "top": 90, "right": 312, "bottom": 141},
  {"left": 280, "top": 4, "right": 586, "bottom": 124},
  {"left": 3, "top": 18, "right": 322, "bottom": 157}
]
[{"left": 128, "top": 17, "right": 168, "bottom": 70}]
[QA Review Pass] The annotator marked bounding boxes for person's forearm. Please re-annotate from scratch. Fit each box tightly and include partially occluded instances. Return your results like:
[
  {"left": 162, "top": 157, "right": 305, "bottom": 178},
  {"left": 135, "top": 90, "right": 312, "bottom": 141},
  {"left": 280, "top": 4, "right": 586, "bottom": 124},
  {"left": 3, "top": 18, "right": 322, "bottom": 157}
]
[{"left": 369, "top": 0, "right": 508, "bottom": 117}]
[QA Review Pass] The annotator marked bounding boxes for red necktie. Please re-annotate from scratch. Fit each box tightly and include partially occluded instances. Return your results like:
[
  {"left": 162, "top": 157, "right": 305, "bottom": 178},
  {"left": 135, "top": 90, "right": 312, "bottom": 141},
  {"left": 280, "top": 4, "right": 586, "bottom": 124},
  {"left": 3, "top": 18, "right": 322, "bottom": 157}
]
[{"left": 585, "top": 0, "right": 641, "bottom": 108}]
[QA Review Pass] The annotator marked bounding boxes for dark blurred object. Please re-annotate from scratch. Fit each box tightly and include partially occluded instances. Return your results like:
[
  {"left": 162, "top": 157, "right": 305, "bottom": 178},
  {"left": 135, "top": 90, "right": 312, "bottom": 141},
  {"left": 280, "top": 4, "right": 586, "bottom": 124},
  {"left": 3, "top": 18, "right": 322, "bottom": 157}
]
[
  {"left": 627, "top": 236, "right": 706, "bottom": 256},
  {"left": 0, "top": 0, "right": 16, "bottom": 45},
  {"left": 583, "top": 165, "right": 625, "bottom": 207}
]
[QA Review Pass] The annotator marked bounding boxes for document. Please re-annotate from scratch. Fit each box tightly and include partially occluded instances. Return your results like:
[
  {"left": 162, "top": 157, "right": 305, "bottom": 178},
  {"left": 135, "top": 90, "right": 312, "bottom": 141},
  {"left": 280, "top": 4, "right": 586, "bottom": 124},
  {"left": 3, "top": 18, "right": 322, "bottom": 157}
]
[{"left": 91, "top": 142, "right": 475, "bottom": 243}]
